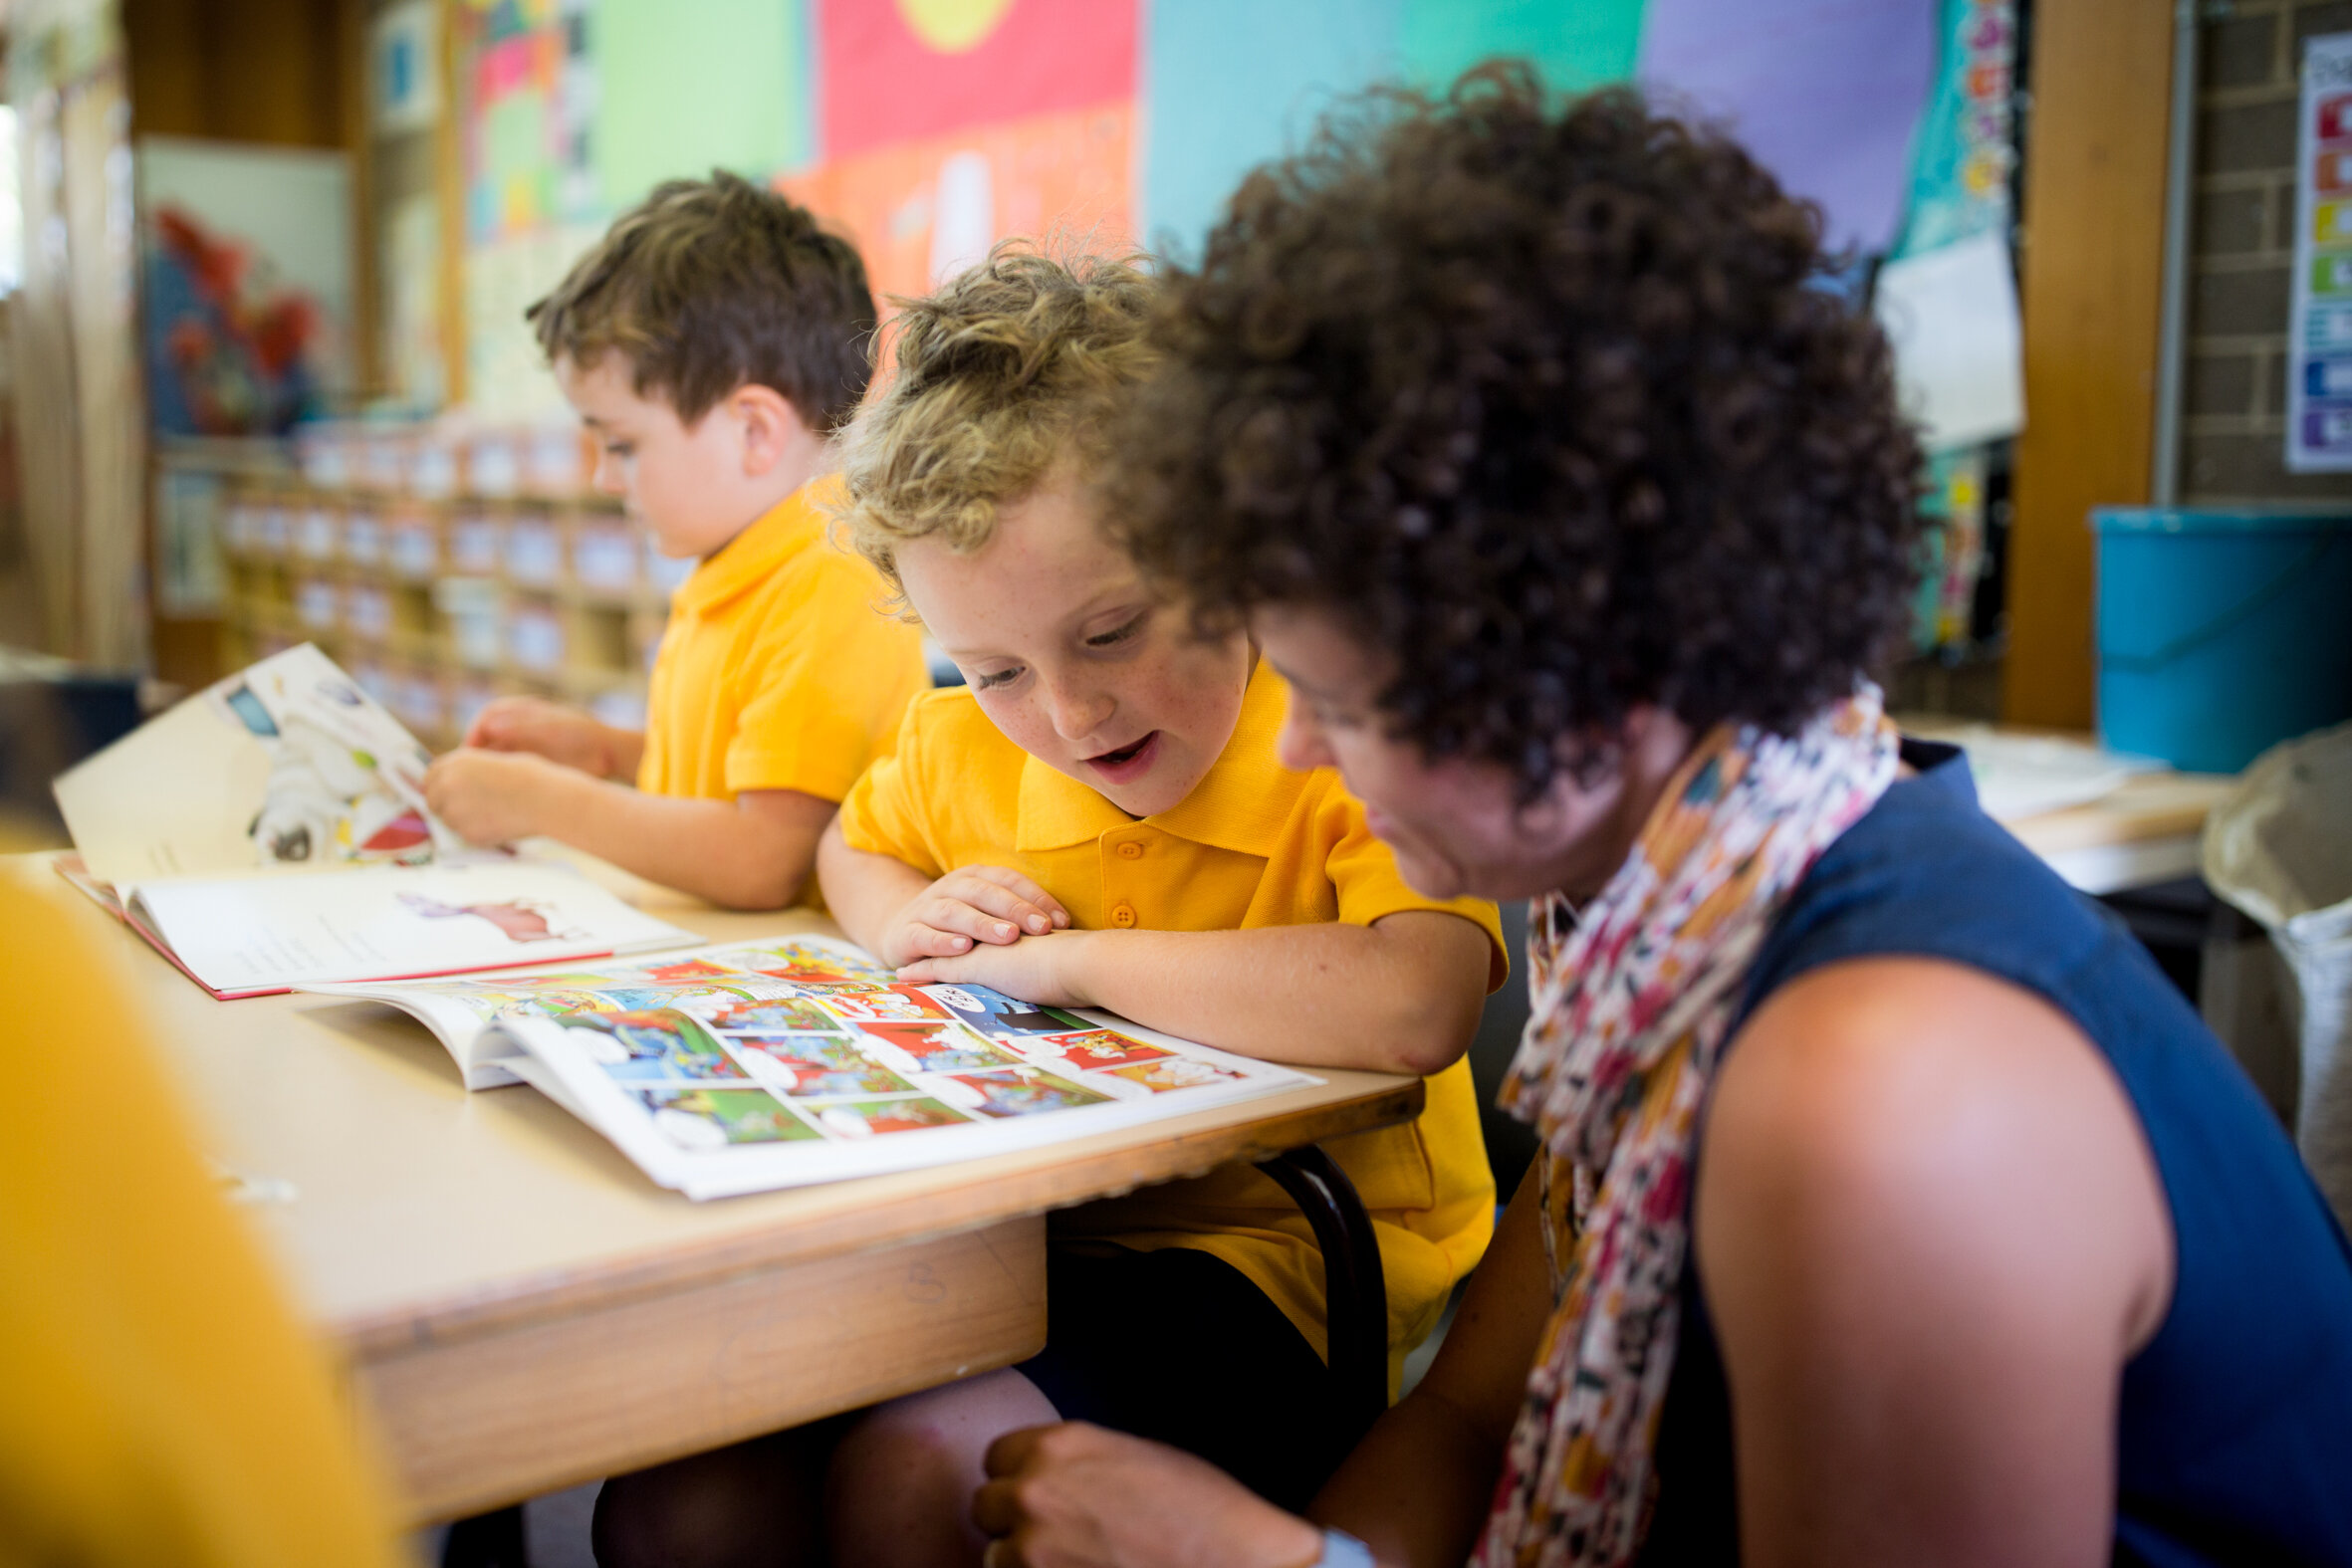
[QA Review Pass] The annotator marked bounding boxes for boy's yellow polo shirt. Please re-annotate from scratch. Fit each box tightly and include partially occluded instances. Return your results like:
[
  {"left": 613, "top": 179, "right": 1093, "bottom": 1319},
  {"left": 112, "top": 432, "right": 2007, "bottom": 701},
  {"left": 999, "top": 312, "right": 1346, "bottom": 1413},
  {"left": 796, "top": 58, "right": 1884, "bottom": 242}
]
[
  {"left": 639, "top": 475, "right": 925, "bottom": 811},
  {"left": 836, "top": 661, "right": 1507, "bottom": 1375}
]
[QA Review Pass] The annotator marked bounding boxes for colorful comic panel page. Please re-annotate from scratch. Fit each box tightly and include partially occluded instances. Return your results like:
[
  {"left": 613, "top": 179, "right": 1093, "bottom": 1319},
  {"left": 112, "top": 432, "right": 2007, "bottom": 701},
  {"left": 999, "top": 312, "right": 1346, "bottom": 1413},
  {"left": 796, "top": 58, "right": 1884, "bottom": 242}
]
[
  {"left": 635, "top": 1086, "right": 822, "bottom": 1150},
  {"left": 722, "top": 939, "right": 892, "bottom": 986},
  {"left": 731, "top": 1035, "right": 914, "bottom": 1098},
  {"left": 937, "top": 1066, "right": 1110, "bottom": 1118},
  {"left": 1037, "top": 1027, "right": 1173, "bottom": 1072},
  {"left": 634, "top": 957, "right": 748, "bottom": 982},
  {"left": 821, "top": 986, "right": 950, "bottom": 1023},
  {"left": 1104, "top": 1056, "right": 1245, "bottom": 1094},
  {"left": 703, "top": 995, "right": 846, "bottom": 1034},
  {"left": 400, "top": 982, "right": 622, "bottom": 1023},
  {"left": 921, "top": 983, "right": 1081, "bottom": 1037},
  {"left": 562, "top": 1009, "right": 751, "bottom": 1083},
  {"left": 857, "top": 1020, "right": 1022, "bottom": 1074},
  {"left": 501, "top": 969, "right": 638, "bottom": 990},
  {"left": 811, "top": 1097, "right": 972, "bottom": 1139},
  {"left": 615, "top": 981, "right": 801, "bottom": 1013}
]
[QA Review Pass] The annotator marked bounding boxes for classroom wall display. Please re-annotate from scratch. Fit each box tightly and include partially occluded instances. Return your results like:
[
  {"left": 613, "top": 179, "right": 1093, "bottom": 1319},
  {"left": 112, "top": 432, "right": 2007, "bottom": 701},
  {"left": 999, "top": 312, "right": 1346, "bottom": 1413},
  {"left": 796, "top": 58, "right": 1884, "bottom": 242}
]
[
  {"left": 462, "top": 0, "right": 596, "bottom": 245},
  {"left": 451, "top": 0, "right": 1967, "bottom": 421},
  {"left": 1635, "top": 0, "right": 1938, "bottom": 256},
  {"left": 1880, "top": 0, "right": 2019, "bottom": 656},
  {"left": 1875, "top": 229, "right": 2023, "bottom": 452},
  {"left": 370, "top": 0, "right": 444, "bottom": 139},
  {"left": 2289, "top": 32, "right": 2352, "bottom": 474},
  {"left": 1893, "top": 0, "right": 2016, "bottom": 260},
  {"left": 137, "top": 137, "right": 353, "bottom": 438},
  {"left": 593, "top": 0, "right": 814, "bottom": 220},
  {"left": 788, "top": 0, "right": 1137, "bottom": 304},
  {"left": 782, "top": 104, "right": 1133, "bottom": 307}
]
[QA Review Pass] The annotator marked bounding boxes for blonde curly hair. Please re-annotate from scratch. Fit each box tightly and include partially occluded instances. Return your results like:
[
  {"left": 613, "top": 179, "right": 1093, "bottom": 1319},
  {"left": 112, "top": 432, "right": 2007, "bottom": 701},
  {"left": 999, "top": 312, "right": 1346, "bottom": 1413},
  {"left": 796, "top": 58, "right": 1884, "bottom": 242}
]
[{"left": 832, "top": 245, "right": 1157, "bottom": 592}]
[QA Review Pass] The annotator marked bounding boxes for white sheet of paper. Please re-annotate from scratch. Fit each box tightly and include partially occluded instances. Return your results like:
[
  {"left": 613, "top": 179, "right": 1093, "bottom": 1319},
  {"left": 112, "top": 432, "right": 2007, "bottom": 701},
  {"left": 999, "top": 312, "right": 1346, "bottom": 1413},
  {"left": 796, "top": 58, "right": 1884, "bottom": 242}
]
[
  {"left": 53, "top": 693, "right": 274, "bottom": 884},
  {"left": 1873, "top": 230, "right": 2026, "bottom": 452},
  {"left": 128, "top": 862, "right": 697, "bottom": 993},
  {"left": 1904, "top": 723, "right": 2163, "bottom": 822}
]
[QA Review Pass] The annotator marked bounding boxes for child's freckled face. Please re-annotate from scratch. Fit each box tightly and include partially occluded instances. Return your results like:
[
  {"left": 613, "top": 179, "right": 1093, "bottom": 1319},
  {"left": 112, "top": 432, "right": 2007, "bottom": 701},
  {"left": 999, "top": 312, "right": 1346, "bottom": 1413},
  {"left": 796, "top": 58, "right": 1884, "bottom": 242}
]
[
  {"left": 894, "top": 470, "right": 1254, "bottom": 819},
  {"left": 555, "top": 353, "right": 745, "bottom": 559}
]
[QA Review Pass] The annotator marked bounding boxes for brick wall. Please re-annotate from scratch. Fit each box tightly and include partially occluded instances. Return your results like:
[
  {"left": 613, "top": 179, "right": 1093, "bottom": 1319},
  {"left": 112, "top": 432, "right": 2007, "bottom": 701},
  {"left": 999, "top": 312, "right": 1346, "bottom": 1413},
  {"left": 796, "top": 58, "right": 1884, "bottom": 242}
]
[{"left": 2184, "top": 0, "right": 2352, "bottom": 501}]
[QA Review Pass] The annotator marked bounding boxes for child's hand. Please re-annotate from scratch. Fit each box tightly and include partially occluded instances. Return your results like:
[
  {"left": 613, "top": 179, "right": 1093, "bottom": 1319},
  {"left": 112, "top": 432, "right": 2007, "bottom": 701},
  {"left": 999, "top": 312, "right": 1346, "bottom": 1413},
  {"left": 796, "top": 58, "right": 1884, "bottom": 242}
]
[
  {"left": 876, "top": 865, "right": 1070, "bottom": 968},
  {"left": 897, "top": 928, "right": 1093, "bottom": 1007},
  {"left": 424, "top": 748, "right": 574, "bottom": 847},
  {"left": 465, "top": 696, "right": 615, "bottom": 777}
]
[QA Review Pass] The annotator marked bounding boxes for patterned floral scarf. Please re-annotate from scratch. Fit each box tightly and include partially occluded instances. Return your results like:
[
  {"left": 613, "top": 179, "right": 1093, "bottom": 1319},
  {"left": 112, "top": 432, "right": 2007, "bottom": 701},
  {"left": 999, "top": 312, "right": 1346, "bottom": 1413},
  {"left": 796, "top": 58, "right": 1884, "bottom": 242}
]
[{"left": 1472, "top": 689, "right": 1900, "bottom": 1568}]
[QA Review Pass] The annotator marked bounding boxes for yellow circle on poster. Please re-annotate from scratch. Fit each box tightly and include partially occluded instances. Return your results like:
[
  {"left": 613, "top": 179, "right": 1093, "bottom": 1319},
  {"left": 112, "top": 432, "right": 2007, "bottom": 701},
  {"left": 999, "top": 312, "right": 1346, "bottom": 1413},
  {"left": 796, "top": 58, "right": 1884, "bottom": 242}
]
[{"left": 897, "top": 0, "right": 1015, "bottom": 53}]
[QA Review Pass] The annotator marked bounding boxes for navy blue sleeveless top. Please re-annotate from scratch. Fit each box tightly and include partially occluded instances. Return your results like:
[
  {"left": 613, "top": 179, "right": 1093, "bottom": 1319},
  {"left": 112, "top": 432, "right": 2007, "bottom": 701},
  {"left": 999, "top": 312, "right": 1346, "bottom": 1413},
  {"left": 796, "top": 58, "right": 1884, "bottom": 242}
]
[{"left": 1636, "top": 742, "right": 2352, "bottom": 1567}]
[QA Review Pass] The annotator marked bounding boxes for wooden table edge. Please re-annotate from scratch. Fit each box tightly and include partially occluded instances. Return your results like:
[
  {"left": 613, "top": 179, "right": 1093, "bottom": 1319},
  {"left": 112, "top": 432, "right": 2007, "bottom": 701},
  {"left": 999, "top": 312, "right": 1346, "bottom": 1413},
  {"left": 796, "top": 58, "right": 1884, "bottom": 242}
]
[
  {"left": 334, "top": 1075, "right": 1425, "bottom": 1359},
  {"left": 2004, "top": 777, "right": 2236, "bottom": 858}
]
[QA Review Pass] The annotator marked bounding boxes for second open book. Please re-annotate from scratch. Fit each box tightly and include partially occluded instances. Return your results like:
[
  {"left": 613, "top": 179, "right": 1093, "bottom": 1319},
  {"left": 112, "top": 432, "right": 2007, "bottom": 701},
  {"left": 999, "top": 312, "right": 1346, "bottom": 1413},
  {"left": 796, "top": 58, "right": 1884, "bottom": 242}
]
[
  {"left": 307, "top": 932, "right": 1313, "bottom": 1199},
  {"left": 50, "top": 643, "right": 696, "bottom": 997}
]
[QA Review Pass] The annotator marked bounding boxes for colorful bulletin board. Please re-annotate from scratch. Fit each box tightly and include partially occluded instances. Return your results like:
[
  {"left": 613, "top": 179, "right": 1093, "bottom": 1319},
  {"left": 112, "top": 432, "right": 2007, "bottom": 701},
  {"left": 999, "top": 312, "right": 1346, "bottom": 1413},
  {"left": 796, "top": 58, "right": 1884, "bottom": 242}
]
[
  {"left": 783, "top": 0, "right": 1136, "bottom": 305},
  {"left": 2289, "top": 32, "right": 2352, "bottom": 473},
  {"left": 455, "top": 0, "right": 1960, "bottom": 420}
]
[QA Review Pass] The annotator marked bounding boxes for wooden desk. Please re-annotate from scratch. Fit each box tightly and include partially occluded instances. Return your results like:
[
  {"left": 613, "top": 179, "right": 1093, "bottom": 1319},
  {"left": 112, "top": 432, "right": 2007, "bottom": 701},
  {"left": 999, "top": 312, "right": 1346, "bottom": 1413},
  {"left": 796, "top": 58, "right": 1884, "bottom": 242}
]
[
  {"left": 15, "top": 855, "right": 1423, "bottom": 1523},
  {"left": 2003, "top": 771, "right": 2238, "bottom": 896},
  {"left": 1899, "top": 719, "right": 2236, "bottom": 896}
]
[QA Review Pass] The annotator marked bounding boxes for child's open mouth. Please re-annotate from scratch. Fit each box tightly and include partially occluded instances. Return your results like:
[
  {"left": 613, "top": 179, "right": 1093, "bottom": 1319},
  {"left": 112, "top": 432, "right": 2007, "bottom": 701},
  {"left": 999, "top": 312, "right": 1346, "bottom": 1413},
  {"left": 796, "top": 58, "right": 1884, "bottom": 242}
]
[{"left": 1083, "top": 731, "right": 1162, "bottom": 786}]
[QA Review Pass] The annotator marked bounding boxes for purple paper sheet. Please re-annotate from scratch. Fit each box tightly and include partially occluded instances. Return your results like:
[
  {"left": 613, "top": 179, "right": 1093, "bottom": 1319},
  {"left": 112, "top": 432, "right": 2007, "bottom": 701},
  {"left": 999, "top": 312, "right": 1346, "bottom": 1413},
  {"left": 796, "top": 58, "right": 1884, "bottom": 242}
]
[{"left": 1638, "top": 0, "right": 1939, "bottom": 254}]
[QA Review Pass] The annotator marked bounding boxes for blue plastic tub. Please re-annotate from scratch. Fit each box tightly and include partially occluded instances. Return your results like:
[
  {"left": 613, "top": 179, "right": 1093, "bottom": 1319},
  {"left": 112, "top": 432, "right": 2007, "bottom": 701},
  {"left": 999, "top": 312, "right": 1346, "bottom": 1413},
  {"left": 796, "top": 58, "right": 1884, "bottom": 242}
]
[{"left": 2093, "top": 508, "right": 2352, "bottom": 774}]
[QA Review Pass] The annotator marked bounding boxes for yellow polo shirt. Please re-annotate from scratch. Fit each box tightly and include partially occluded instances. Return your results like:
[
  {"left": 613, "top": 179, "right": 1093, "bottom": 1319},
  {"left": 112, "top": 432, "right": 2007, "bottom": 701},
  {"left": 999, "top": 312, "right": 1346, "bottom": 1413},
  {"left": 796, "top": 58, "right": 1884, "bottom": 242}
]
[
  {"left": 639, "top": 475, "right": 926, "bottom": 810},
  {"left": 0, "top": 873, "right": 404, "bottom": 1567},
  {"left": 836, "top": 661, "right": 1506, "bottom": 1375}
]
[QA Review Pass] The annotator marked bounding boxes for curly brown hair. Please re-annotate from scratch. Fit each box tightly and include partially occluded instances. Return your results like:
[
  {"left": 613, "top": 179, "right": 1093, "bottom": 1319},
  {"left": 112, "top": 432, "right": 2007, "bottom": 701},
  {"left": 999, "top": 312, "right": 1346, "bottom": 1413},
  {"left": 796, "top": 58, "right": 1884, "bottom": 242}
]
[
  {"left": 1109, "top": 68, "right": 1922, "bottom": 792},
  {"left": 529, "top": 170, "right": 875, "bottom": 432},
  {"left": 833, "top": 246, "right": 1156, "bottom": 591}
]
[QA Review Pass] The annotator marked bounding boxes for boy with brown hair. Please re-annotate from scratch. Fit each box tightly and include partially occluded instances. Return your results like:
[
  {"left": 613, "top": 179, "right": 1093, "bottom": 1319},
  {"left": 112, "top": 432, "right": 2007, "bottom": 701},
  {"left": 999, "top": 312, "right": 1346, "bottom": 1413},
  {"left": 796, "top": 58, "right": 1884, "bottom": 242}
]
[
  {"left": 423, "top": 172, "right": 925, "bottom": 909},
  {"left": 591, "top": 248, "right": 1504, "bottom": 1568}
]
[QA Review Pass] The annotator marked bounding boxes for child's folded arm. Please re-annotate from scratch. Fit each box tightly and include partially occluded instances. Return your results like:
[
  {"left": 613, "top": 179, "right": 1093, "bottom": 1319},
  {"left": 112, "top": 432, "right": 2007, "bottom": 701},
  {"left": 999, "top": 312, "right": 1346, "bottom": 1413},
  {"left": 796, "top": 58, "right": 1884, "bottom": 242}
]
[
  {"left": 900, "top": 909, "right": 1491, "bottom": 1076},
  {"left": 817, "top": 822, "right": 1070, "bottom": 966},
  {"left": 423, "top": 751, "right": 833, "bottom": 910}
]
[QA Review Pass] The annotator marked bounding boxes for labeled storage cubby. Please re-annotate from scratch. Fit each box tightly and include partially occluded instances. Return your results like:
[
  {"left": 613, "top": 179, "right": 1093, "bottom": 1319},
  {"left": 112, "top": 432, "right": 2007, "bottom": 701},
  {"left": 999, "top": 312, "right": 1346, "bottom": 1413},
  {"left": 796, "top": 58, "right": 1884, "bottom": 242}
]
[{"left": 219, "top": 423, "right": 667, "bottom": 750}]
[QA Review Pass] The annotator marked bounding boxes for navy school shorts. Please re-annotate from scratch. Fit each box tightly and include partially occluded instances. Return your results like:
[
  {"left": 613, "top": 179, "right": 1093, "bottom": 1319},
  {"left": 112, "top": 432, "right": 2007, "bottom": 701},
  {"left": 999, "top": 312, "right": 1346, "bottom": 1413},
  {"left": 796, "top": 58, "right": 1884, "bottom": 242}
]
[{"left": 1015, "top": 1241, "right": 1361, "bottom": 1513}]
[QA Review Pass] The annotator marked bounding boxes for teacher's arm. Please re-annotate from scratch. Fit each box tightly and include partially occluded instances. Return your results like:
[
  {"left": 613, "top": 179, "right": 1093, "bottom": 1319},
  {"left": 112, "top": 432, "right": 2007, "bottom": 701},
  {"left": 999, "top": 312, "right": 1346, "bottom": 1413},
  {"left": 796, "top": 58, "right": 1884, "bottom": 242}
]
[
  {"left": 975, "top": 1166, "right": 1555, "bottom": 1568},
  {"left": 1698, "top": 957, "right": 2176, "bottom": 1568},
  {"left": 1307, "top": 1161, "right": 1555, "bottom": 1565}
]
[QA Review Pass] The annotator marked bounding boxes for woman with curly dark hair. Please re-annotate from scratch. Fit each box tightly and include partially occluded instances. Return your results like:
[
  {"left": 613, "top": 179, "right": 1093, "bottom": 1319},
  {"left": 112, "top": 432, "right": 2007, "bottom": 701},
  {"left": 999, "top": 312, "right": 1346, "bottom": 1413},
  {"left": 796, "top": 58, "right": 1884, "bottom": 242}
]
[{"left": 971, "top": 70, "right": 2352, "bottom": 1568}]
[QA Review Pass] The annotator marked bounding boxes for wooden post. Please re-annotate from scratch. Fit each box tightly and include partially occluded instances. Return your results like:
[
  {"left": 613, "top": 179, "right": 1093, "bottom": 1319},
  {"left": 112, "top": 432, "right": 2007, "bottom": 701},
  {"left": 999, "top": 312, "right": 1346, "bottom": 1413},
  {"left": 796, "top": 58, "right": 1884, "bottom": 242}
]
[{"left": 2001, "top": 0, "right": 2179, "bottom": 729}]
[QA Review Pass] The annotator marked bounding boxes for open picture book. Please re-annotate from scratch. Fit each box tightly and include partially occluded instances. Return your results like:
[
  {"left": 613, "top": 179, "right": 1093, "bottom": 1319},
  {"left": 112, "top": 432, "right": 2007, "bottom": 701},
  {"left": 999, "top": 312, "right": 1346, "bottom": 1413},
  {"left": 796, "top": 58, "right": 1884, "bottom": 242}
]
[
  {"left": 51, "top": 644, "right": 696, "bottom": 996},
  {"left": 305, "top": 933, "right": 1315, "bottom": 1199}
]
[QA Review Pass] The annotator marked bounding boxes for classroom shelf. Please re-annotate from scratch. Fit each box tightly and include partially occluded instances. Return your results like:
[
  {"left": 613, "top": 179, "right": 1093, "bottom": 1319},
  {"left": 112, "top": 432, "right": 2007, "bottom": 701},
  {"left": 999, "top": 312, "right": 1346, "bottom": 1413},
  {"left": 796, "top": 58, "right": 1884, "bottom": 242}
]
[{"left": 218, "top": 468, "right": 665, "bottom": 752}]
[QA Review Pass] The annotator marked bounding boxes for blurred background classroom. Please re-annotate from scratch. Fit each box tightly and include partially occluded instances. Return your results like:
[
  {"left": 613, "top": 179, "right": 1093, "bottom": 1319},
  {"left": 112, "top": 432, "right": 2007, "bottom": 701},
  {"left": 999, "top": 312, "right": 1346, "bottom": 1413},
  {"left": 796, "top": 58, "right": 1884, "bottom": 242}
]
[
  {"left": 5, "top": 2, "right": 2352, "bottom": 1561},
  {"left": 3, "top": 0, "right": 2347, "bottom": 767},
  {"left": 9, "top": 0, "right": 2352, "bottom": 1221}
]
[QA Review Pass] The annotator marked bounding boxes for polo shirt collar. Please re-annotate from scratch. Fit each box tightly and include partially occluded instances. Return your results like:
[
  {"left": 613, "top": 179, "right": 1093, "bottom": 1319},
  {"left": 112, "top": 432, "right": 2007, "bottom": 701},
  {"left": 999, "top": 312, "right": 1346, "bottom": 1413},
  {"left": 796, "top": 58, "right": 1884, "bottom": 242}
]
[
  {"left": 1013, "top": 659, "right": 1306, "bottom": 857},
  {"left": 668, "top": 475, "right": 835, "bottom": 617}
]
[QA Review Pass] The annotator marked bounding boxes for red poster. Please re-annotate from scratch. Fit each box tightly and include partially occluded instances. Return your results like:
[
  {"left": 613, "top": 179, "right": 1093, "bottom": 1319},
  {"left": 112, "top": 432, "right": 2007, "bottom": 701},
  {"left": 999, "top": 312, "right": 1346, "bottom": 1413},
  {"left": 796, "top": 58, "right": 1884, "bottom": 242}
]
[
  {"left": 820, "top": 0, "right": 1136, "bottom": 159},
  {"left": 783, "top": 102, "right": 1132, "bottom": 306},
  {"left": 2319, "top": 91, "right": 2352, "bottom": 144}
]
